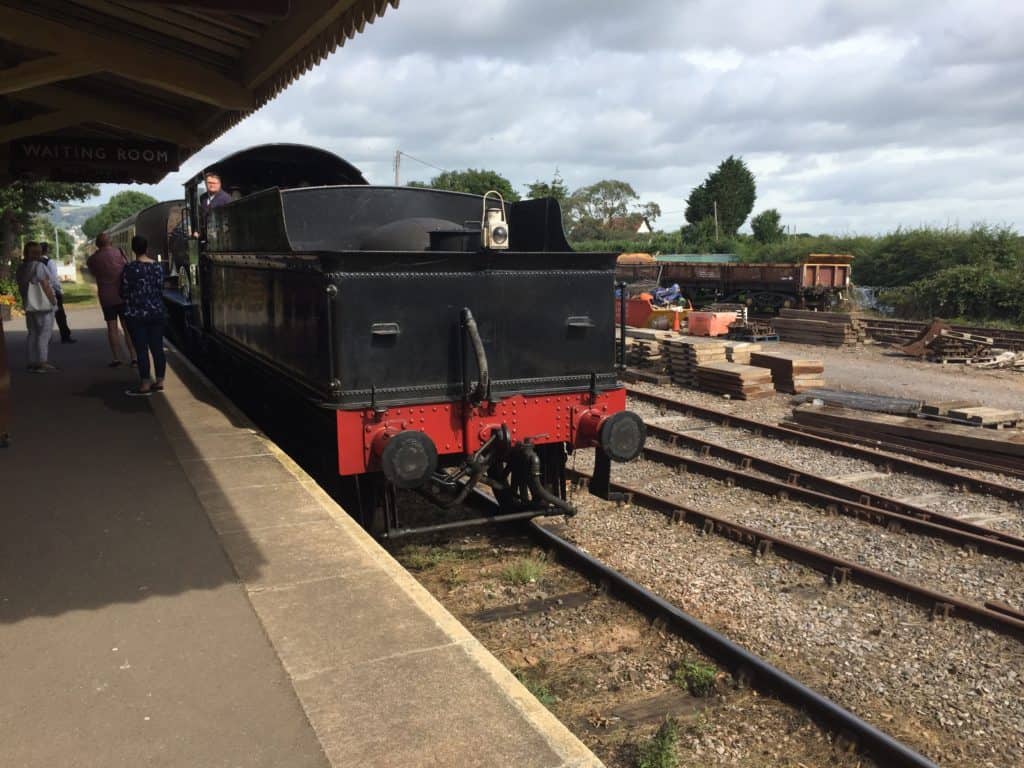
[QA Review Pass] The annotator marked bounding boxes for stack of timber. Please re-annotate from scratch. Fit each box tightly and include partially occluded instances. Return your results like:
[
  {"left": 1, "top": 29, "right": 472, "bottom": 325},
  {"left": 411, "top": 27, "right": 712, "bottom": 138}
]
[
  {"left": 770, "top": 309, "right": 864, "bottom": 347},
  {"left": 622, "top": 338, "right": 671, "bottom": 384},
  {"left": 625, "top": 338, "right": 664, "bottom": 369},
  {"left": 723, "top": 341, "right": 762, "bottom": 365},
  {"left": 662, "top": 338, "right": 727, "bottom": 387},
  {"left": 748, "top": 352, "right": 825, "bottom": 394},
  {"left": 696, "top": 362, "right": 775, "bottom": 400},
  {"left": 786, "top": 405, "right": 1024, "bottom": 473},
  {"left": 920, "top": 400, "right": 1021, "bottom": 428}
]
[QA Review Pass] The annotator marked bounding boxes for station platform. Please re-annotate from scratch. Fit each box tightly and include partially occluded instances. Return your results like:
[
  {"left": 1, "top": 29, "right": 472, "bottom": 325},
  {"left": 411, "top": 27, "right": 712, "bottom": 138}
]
[{"left": 0, "top": 308, "right": 600, "bottom": 768}]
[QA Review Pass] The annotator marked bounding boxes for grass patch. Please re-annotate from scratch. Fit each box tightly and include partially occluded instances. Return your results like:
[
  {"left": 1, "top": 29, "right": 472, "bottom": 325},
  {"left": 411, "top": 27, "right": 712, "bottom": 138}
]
[
  {"left": 60, "top": 279, "right": 99, "bottom": 309},
  {"left": 514, "top": 670, "right": 557, "bottom": 708},
  {"left": 636, "top": 718, "right": 680, "bottom": 768},
  {"left": 402, "top": 546, "right": 462, "bottom": 571},
  {"left": 673, "top": 660, "right": 717, "bottom": 697},
  {"left": 502, "top": 556, "right": 546, "bottom": 585},
  {"left": 400, "top": 545, "right": 482, "bottom": 571}
]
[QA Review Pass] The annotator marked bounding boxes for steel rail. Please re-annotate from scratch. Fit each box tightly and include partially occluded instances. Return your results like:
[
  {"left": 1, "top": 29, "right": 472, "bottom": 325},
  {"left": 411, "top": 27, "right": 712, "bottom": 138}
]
[
  {"left": 625, "top": 386, "right": 1024, "bottom": 499},
  {"left": 523, "top": 519, "right": 939, "bottom": 768},
  {"left": 566, "top": 469, "right": 1024, "bottom": 642},
  {"left": 640, "top": 424, "right": 1024, "bottom": 556},
  {"left": 780, "top": 420, "right": 1024, "bottom": 479}
]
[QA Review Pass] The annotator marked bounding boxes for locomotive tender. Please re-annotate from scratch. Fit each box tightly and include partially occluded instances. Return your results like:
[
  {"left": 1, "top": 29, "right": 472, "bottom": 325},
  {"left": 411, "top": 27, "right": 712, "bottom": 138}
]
[{"left": 161, "top": 144, "right": 644, "bottom": 535}]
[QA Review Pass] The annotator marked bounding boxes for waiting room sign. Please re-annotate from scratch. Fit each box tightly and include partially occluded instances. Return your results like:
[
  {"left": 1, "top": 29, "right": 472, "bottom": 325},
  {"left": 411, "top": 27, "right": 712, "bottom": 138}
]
[{"left": 8, "top": 137, "right": 180, "bottom": 183}]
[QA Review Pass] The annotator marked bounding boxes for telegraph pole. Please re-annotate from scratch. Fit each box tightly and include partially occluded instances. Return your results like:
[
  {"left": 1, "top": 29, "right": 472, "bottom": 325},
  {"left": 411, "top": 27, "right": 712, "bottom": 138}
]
[
  {"left": 394, "top": 149, "right": 401, "bottom": 186},
  {"left": 713, "top": 200, "right": 720, "bottom": 240}
]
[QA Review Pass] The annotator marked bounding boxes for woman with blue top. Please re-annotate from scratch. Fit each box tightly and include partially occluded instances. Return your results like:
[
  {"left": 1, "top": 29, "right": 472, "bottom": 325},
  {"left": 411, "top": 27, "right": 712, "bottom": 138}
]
[{"left": 121, "top": 235, "right": 167, "bottom": 397}]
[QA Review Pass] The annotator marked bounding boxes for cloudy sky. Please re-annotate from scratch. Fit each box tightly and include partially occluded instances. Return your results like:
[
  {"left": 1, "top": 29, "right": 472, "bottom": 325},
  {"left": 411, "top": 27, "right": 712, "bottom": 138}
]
[{"left": 94, "top": 0, "right": 1024, "bottom": 234}]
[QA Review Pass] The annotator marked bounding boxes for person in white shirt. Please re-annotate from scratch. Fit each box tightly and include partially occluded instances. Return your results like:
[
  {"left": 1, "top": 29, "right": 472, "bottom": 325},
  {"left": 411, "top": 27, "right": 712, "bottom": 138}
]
[{"left": 40, "top": 242, "right": 75, "bottom": 344}]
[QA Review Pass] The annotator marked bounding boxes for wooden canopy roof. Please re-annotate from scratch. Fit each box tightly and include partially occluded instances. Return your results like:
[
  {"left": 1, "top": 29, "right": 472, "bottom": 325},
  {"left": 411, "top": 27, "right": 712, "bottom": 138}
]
[{"left": 0, "top": 0, "right": 399, "bottom": 183}]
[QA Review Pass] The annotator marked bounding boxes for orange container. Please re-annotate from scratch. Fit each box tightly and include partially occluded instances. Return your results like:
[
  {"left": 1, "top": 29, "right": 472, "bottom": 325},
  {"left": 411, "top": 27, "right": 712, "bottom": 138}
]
[{"left": 687, "top": 311, "right": 734, "bottom": 337}]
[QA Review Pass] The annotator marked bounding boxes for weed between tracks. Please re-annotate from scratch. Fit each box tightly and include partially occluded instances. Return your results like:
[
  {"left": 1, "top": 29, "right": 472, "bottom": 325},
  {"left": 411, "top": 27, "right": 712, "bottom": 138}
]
[
  {"left": 673, "top": 661, "right": 718, "bottom": 698},
  {"left": 636, "top": 719, "right": 680, "bottom": 768},
  {"left": 503, "top": 555, "right": 548, "bottom": 585}
]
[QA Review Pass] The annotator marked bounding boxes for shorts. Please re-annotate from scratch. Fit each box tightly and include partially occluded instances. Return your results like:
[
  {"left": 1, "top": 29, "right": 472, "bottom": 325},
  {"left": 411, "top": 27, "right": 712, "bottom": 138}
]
[{"left": 101, "top": 303, "right": 126, "bottom": 322}]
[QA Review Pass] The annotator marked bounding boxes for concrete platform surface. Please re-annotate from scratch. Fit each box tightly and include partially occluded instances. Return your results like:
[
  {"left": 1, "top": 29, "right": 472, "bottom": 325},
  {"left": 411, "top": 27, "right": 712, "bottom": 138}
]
[{"left": 1, "top": 308, "right": 601, "bottom": 767}]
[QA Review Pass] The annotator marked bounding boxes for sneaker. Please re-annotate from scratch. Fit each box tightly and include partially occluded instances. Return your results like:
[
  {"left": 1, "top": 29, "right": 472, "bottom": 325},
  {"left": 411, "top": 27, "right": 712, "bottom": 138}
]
[
  {"left": 61, "top": 338, "right": 77, "bottom": 344},
  {"left": 152, "top": 382, "right": 164, "bottom": 392},
  {"left": 125, "top": 387, "right": 153, "bottom": 397},
  {"left": 38, "top": 362, "right": 60, "bottom": 372},
  {"left": 27, "top": 366, "right": 45, "bottom": 374}
]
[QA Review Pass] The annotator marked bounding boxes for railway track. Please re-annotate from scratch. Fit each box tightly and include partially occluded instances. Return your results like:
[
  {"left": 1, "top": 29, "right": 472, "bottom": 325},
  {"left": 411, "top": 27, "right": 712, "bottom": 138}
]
[
  {"left": 428, "top": 489, "right": 938, "bottom": 766},
  {"left": 565, "top": 468, "right": 1024, "bottom": 641},
  {"left": 635, "top": 435, "right": 1024, "bottom": 562},
  {"left": 522, "top": 517, "right": 937, "bottom": 768},
  {"left": 626, "top": 386, "right": 1024, "bottom": 490}
]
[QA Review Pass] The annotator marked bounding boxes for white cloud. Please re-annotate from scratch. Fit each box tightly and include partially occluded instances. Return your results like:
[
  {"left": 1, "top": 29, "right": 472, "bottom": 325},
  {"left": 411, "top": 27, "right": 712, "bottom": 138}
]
[{"left": 93, "top": 0, "right": 1024, "bottom": 235}]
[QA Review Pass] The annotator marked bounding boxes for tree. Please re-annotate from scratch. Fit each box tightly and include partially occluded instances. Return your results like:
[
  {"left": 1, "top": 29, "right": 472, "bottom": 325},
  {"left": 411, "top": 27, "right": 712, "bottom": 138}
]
[
  {"left": 26, "top": 215, "right": 75, "bottom": 261},
  {"left": 565, "top": 180, "right": 638, "bottom": 228},
  {"left": 684, "top": 155, "right": 756, "bottom": 236},
  {"left": 525, "top": 170, "right": 569, "bottom": 204},
  {"left": 82, "top": 190, "right": 159, "bottom": 239},
  {"left": 751, "top": 208, "right": 784, "bottom": 243},
  {"left": 641, "top": 201, "right": 662, "bottom": 225},
  {"left": 1, "top": 181, "right": 98, "bottom": 273},
  {"left": 412, "top": 168, "right": 520, "bottom": 201}
]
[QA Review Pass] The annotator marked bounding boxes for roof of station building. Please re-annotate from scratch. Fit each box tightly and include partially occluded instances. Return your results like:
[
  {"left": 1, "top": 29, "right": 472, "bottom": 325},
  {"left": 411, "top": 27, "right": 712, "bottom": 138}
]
[{"left": 0, "top": 0, "right": 399, "bottom": 183}]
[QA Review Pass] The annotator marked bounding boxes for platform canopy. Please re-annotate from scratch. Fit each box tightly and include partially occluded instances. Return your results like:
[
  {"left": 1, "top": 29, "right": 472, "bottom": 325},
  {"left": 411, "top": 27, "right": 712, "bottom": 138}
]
[{"left": 0, "top": 0, "right": 398, "bottom": 184}]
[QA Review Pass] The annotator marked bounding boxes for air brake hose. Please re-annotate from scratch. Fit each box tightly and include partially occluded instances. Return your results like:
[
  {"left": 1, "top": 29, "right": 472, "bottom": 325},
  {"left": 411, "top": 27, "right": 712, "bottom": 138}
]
[
  {"left": 461, "top": 308, "right": 489, "bottom": 402},
  {"left": 525, "top": 444, "right": 577, "bottom": 516}
]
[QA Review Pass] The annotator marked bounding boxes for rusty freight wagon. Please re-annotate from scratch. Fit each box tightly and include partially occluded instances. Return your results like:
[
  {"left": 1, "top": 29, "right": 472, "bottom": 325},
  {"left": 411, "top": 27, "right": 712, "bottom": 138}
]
[{"left": 616, "top": 253, "right": 853, "bottom": 312}]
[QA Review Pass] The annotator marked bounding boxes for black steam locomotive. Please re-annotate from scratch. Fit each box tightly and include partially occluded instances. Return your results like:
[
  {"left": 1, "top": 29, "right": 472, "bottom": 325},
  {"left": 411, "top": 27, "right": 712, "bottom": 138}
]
[{"left": 162, "top": 144, "right": 644, "bottom": 535}]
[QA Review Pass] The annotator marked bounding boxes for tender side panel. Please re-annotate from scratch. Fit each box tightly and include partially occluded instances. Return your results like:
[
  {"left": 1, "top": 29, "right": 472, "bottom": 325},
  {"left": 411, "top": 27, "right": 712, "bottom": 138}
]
[
  {"left": 207, "top": 262, "right": 330, "bottom": 391},
  {"left": 332, "top": 267, "right": 619, "bottom": 407}
]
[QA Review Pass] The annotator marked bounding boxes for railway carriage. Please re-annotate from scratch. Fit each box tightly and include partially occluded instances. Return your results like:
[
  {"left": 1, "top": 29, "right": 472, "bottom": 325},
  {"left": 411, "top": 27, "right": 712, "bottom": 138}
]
[
  {"left": 165, "top": 144, "right": 644, "bottom": 535},
  {"left": 107, "top": 199, "right": 185, "bottom": 266}
]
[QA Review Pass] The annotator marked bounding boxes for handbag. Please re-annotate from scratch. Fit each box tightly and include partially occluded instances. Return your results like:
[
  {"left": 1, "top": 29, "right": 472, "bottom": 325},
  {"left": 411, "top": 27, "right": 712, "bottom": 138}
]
[{"left": 26, "top": 281, "right": 53, "bottom": 312}]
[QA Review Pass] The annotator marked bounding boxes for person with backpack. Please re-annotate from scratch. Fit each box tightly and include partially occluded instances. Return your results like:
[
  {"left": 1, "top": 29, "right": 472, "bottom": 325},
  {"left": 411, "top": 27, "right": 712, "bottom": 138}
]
[
  {"left": 121, "top": 235, "right": 167, "bottom": 397},
  {"left": 40, "top": 242, "right": 75, "bottom": 343}
]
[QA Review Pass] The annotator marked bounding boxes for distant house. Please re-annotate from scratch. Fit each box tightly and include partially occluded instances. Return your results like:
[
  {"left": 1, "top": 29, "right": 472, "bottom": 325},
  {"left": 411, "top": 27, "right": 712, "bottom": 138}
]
[{"left": 606, "top": 214, "right": 652, "bottom": 234}]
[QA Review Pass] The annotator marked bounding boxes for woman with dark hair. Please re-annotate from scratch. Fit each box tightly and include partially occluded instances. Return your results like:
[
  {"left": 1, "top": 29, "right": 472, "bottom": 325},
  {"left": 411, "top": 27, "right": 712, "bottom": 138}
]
[{"left": 121, "top": 235, "right": 166, "bottom": 397}]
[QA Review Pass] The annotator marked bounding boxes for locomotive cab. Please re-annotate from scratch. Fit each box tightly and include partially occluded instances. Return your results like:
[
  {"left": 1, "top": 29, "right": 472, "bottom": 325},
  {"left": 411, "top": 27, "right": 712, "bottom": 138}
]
[{"left": 174, "top": 144, "right": 645, "bottom": 536}]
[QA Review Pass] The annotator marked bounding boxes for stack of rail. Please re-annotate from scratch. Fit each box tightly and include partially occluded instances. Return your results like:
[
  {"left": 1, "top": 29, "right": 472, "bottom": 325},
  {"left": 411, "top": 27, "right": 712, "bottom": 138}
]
[
  {"left": 770, "top": 309, "right": 863, "bottom": 347},
  {"left": 786, "top": 405, "right": 1024, "bottom": 474},
  {"left": 863, "top": 317, "right": 1024, "bottom": 352},
  {"left": 662, "top": 338, "right": 727, "bottom": 387},
  {"left": 723, "top": 341, "right": 762, "bottom": 365},
  {"left": 748, "top": 352, "right": 825, "bottom": 394},
  {"left": 900, "top": 320, "right": 995, "bottom": 363},
  {"left": 696, "top": 362, "right": 775, "bottom": 399}
]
